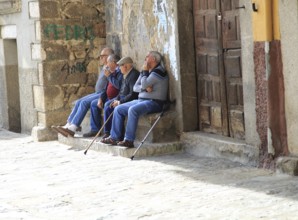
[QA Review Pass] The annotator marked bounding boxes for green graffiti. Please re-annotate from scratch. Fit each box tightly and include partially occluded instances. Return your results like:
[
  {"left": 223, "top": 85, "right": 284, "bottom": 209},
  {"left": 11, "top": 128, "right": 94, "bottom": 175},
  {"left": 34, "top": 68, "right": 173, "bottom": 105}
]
[{"left": 44, "top": 24, "right": 95, "bottom": 41}]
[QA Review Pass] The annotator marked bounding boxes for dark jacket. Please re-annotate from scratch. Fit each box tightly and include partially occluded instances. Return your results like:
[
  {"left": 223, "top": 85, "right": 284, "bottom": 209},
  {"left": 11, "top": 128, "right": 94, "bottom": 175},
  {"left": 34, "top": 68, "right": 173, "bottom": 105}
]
[{"left": 117, "top": 67, "right": 140, "bottom": 104}]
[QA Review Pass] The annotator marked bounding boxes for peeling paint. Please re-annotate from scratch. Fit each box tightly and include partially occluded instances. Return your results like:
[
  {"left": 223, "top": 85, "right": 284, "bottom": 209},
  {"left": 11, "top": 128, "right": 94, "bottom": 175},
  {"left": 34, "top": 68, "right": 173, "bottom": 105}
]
[{"left": 116, "top": 0, "right": 123, "bottom": 21}]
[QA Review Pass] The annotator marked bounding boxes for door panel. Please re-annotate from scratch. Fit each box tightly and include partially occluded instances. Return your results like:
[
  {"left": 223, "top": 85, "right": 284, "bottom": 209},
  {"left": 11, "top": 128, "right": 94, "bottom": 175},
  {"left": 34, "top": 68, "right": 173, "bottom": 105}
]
[
  {"left": 194, "top": 0, "right": 229, "bottom": 136},
  {"left": 194, "top": 0, "right": 245, "bottom": 140},
  {"left": 222, "top": 0, "right": 241, "bottom": 49},
  {"left": 224, "top": 49, "right": 245, "bottom": 139}
]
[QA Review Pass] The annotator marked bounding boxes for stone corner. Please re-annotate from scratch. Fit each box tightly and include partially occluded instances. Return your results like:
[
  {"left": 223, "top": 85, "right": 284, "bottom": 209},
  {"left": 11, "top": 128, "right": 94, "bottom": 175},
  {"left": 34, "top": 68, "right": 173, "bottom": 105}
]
[
  {"left": 276, "top": 156, "right": 298, "bottom": 176},
  {"left": 31, "top": 126, "right": 58, "bottom": 142}
]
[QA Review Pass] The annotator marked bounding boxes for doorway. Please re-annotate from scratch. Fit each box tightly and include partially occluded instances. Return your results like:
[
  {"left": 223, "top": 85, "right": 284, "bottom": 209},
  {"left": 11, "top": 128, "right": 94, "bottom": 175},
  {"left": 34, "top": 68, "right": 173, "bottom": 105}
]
[
  {"left": 193, "top": 0, "right": 244, "bottom": 139},
  {"left": 3, "top": 39, "right": 21, "bottom": 132}
]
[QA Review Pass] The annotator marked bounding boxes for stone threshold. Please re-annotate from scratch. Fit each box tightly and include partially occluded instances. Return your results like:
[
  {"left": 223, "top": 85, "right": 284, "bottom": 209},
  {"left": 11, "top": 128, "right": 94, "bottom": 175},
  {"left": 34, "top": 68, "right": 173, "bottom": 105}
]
[
  {"left": 58, "top": 134, "right": 182, "bottom": 158},
  {"left": 181, "top": 131, "right": 260, "bottom": 167}
]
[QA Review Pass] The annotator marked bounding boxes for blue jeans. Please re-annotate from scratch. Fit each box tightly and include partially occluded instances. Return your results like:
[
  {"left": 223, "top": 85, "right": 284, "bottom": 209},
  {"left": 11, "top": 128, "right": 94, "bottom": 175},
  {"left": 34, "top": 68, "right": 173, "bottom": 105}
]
[
  {"left": 110, "top": 99, "right": 163, "bottom": 142},
  {"left": 67, "top": 93, "right": 100, "bottom": 127},
  {"left": 90, "top": 99, "right": 104, "bottom": 132},
  {"left": 103, "top": 98, "right": 116, "bottom": 134}
]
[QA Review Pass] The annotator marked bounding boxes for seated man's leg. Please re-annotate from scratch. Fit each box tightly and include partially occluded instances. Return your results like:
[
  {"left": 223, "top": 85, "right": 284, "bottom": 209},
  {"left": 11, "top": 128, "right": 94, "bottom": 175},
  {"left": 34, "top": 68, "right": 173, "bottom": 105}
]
[
  {"left": 109, "top": 100, "right": 138, "bottom": 141},
  {"left": 89, "top": 99, "right": 103, "bottom": 133},
  {"left": 67, "top": 96, "right": 83, "bottom": 125},
  {"left": 124, "top": 100, "right": 162, "bottom": 142},
  {"left": 69, "top": 93, "right": 100, "bottom": 127},
  {"left": 103, "top": 98, "right": 115, "bottom": 137},
  {"left": 53, "top": 93, "right": 101, "bottom": 137}
]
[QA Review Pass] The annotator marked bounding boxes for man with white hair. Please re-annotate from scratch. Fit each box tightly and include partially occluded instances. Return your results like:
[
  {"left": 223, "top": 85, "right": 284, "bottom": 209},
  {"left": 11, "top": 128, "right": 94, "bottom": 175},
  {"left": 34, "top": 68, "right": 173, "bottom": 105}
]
[{"left": 101, "top": 51, "right": 168, "bottom": 148}]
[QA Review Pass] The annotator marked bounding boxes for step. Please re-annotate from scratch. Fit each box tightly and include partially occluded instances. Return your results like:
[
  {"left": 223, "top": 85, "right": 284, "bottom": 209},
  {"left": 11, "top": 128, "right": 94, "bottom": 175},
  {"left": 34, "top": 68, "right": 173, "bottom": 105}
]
[
  {"left": 79, "top": 110, "right": 177, "bottom": 143},
  {"left": 181, "top": 131, "right": 259, "bottom": 166},
  {"left": 58, "top": 134, "right": 182, "bottom": 158}
]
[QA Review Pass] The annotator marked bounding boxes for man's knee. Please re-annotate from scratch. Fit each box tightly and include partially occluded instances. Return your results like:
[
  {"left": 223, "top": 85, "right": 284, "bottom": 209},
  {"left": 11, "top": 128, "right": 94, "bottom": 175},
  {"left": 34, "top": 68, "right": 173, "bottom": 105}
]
[{"left": 128, "top": 106, "right": 141, "bottom": 117}]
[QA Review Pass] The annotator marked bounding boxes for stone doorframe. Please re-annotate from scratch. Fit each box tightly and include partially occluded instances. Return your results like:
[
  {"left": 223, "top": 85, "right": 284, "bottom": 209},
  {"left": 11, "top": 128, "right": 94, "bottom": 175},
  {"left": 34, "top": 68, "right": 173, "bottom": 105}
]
[{"left": 176, "top": 0, "right": 260, "bottom": 148}]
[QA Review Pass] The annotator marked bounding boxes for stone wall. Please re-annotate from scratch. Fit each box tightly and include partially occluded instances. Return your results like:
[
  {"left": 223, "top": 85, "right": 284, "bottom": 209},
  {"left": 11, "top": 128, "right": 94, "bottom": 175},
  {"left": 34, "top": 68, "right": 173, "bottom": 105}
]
[
  {"left": 33, "top": 0, "right": 106, "bottom": 141},
  {"left": 105, "top": 0, "right": 197, "bottom": 137},
  {"left": 279, "top": 0, "right": 298, "bottom": 156}
]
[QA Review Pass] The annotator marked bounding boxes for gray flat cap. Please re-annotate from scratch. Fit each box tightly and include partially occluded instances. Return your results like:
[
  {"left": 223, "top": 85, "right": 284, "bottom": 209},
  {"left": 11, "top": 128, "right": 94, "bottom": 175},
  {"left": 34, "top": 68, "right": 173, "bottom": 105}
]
[{"left": 117, "top": 56, "right": 133, "bottom": 65}]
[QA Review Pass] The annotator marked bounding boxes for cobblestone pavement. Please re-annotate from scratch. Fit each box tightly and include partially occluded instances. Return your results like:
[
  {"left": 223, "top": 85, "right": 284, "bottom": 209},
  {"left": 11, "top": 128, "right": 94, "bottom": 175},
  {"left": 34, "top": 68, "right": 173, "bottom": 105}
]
[{"left": 1, "top": 129, "right": 298, "bottom": 220}]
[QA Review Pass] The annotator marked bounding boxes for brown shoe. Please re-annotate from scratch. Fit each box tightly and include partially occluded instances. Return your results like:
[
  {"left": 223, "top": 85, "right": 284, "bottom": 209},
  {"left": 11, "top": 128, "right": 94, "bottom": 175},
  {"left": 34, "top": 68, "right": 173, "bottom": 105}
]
[
  {"left": 57, "top": 126, "right": 75, "bottom": 137},
  {"left": 101, "top": 137, "right": 118, "bottom": 145},
  {"left": 101, "top": 133, "right": 110, "bottom": 139},
  {"left": 51, "top": 126, "right": 68, "bottom": 137},
  {"left": 117, "top": 140, "right": 134, "bottom": 148}
]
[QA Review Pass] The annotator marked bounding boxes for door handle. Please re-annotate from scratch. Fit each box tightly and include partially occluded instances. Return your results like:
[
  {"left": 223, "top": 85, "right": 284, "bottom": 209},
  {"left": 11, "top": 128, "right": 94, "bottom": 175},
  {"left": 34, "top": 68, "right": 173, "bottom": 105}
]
[{"left": 236, "top": 5, "right": 245, "bottom": 9}]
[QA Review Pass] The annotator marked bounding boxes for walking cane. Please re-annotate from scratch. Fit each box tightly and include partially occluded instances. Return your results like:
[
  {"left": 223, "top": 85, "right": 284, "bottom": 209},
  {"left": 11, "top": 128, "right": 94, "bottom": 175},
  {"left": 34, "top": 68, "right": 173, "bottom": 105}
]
[
  {"left": 130, "top": 110, "right": 165, "bottom": 160},
  {"left": 84, "top": 112, "right": 114, "bottom": 155}
]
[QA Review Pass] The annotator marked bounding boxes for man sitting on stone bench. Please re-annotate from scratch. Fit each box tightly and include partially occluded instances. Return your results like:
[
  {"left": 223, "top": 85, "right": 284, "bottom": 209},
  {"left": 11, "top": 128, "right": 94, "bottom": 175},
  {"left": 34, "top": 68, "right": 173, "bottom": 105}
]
[
  {"left": 51, "top": 47, "right": 114, "bottom": 137},
  {"left": 100, "top": 56, "right": 140, "bottom": 140},
  {"left": 83, "top": 54, "right": 122, "bottom": 137},
  {"left": 101, "top": 51, "right": 168, "bottom": 148}
]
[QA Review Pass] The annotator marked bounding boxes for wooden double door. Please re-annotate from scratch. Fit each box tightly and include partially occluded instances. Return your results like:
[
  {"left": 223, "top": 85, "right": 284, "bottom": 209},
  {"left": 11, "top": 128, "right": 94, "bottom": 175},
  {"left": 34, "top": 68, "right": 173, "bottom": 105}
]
[{"left": 193, "top": 0, "right": 245, "bottom": 139}]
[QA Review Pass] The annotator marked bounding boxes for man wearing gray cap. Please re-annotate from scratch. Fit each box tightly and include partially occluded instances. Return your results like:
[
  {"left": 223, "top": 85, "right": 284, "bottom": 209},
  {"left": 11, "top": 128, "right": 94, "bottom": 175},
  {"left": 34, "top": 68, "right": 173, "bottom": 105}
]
[
  {"left": 99, "top": 56, "right": 140, "bottom": 139},
  {"left": 101, "top": 51, "right": 168, "bottom": 148}
]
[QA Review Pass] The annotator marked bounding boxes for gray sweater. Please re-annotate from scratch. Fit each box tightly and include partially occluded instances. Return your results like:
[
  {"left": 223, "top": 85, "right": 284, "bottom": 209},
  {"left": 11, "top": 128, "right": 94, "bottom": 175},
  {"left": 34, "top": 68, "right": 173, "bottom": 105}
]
[
  {"left": 133, "top": 64, "right": 168, "bottom": 101},
  {"left": 95, "top": 67, "right": 108, "bottom": 94}
]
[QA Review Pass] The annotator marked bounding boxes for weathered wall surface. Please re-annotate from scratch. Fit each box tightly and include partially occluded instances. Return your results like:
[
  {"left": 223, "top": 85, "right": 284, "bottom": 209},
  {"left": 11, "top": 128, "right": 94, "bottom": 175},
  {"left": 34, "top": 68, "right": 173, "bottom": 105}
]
[
  {"left": 239, "top": 0, "right": 260, "bottom": 148},
  {"left": 106, "top": 0, "right": 197, "bottom": 135},
  {"left": 32, "top": 0, "right": 106, "bottom": 141},
  {"left": 0, "top": 1, "right": 39, "bottom": 134},
  {"left": 279, "top": 0, "right": 298, "bottom": 156}
]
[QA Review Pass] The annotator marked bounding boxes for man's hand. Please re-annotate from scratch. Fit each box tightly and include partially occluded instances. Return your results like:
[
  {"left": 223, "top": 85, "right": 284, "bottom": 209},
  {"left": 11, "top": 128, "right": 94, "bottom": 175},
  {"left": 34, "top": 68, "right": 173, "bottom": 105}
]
[
  {"left": 146, "top": 86, "right": 153, "bottom": 93},
  {"left": 142, "top": 61, "right": 149, "bottom": 71},
  {"left": 110, "top": 100, "right": 120, "bottom": 108},
  {"left": 97, "top": 99, "right": 103, "bottom": 109},
  {"left": 104, "top": 66, "right": 111, "bottom": 77}
]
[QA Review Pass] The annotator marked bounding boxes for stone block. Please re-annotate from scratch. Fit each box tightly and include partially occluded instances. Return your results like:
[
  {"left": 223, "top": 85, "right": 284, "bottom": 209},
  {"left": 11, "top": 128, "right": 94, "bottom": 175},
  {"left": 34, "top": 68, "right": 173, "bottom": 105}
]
[
  {"left": 34, "top": 85, "right": 65, "bottom": 112},
  {"left": 29, "top": 1, "right": 40, "bottom": 19},
  {"left": 33, "top": 85, "right": 45, "bottom": 111},
  {"left": 64, "top": 3, "right": 98, "bottom": 19},
  {"left": 32, "top": 44, "right": 45, "bottom": 61},
  {"left": 181, "top": 131, "right": 259, "bottom": 166},
  {"left": 40, "top": 1, "right": 59, "bottom": 19},
  {"left": 44, "top": 86, "right": 65, "bottom": 111},
  {"left": 276, "top": 157, "right": 298, "bottom": 176},
  {"left": 1, "top": 25, "right": 17, "bottom": 39},
  {"left": 38, "top": 110, "right": 70, "bottom": 127},
  {"left": 42, "top": 61, "right": 65, "bottom": 85},
  {"left": 87, "top": 60, "right": 98, "bottom": 74},
  {"left": 74, "top": 51, "right": 87, "bottom": 59},
  {"left": 92, "top": 37, "right": 106, "bottom": 48},
  {"left": 32, "top": 125, "right": 58, "bottom": 141},
  {"left": 35, "top": 21, "right": 41, "bottom": 41},
  {"left": 83, "top": 0, "right": 105, "bottom": 7},
  {"left": 92, "top": 22, "right": 106, "bottom": 38},
  {"left": 43, "top": 43, "right": 69, "bottom": 61},
  {"left": 64, "top": 72, "right": 88, "bottom": 84},
  {"left": 135, "top": 110, "right": 178, "bottom": 143}
]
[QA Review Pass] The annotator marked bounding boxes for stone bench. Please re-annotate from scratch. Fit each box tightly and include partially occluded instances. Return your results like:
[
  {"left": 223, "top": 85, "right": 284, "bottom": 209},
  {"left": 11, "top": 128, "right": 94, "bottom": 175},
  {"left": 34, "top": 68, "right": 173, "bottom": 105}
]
[{"left": 78, "top": 109, "right": 177, "bottom": 143}]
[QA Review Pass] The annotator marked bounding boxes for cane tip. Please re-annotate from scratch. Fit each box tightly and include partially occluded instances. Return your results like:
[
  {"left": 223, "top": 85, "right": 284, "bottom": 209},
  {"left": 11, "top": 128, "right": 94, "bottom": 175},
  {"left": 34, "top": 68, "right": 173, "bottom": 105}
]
[
  {"left": 84, "top": 150, "right": 87, "bottom": 155},
  {"left": 130, "top": 156, "right": 134, "bottom": 160}
]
